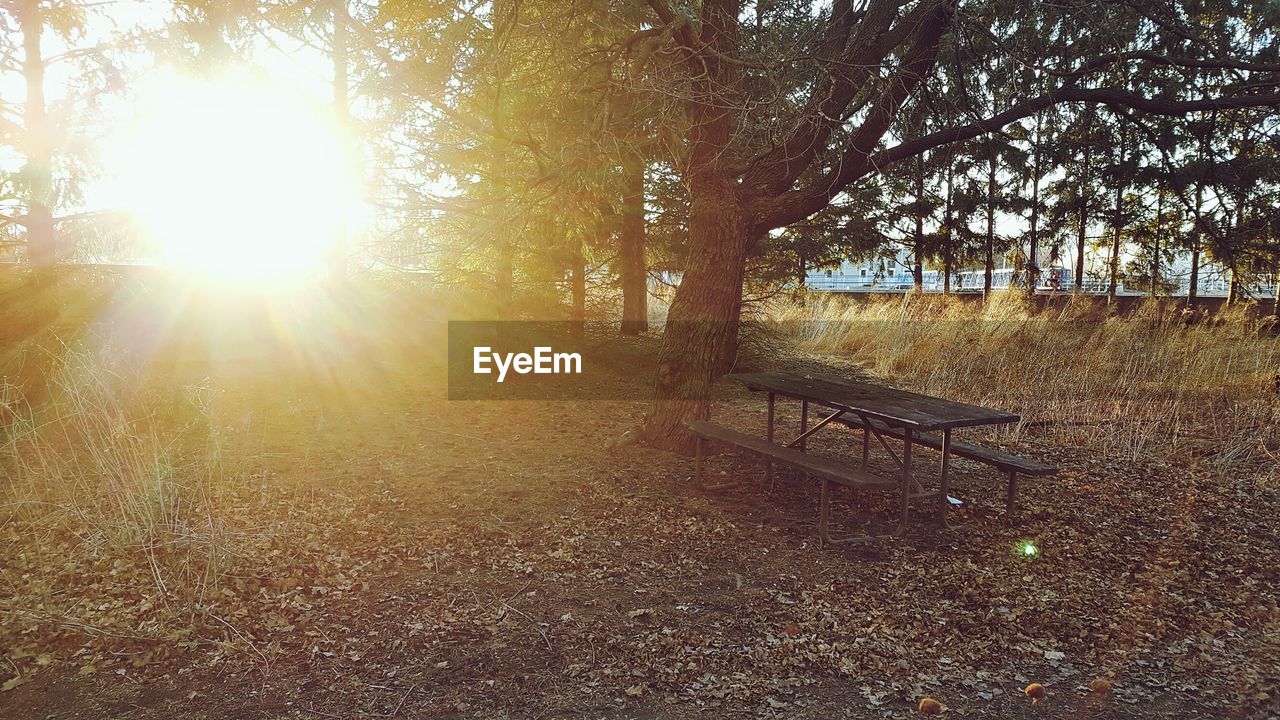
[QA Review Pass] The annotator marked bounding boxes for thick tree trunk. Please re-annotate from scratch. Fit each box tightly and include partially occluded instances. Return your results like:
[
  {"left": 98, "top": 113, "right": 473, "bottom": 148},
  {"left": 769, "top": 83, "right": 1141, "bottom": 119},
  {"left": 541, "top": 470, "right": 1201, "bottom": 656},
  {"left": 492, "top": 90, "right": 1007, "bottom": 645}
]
[
  {"left": 20, "top": 1, "right": 55, "bottom": 275},
  {"left": 639, "top": 184, "right": 749, "bottom": 452},
  {"left": 619, "top": 153, "right": 648, "bottom": 335},
  {"left": 1227, "top": 267, "right": 1238, "bottom": 306}
]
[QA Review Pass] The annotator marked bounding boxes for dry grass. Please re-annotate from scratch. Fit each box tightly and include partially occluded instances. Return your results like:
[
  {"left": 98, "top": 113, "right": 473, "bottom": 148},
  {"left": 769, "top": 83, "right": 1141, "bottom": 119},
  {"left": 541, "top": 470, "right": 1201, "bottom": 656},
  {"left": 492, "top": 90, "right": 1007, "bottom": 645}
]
[
  {"left": 0, "top": 343, "right": 235, "bottom": 597},
  {"left": 767, "top": 292, "right": 1280, "bottom": 483}
]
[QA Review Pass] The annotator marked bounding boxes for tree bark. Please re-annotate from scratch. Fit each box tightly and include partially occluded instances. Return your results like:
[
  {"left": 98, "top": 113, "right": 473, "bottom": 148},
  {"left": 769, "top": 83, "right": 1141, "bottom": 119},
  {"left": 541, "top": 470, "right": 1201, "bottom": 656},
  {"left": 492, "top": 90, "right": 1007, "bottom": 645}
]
[
  {"left": 639, "top": 183, "right": 749, "bottom": 451},
  {"left": 638, "top": 0, "right": 746, "bottom": 451},
  {"left": 619, "top": 153, "right": 648, "bottom": 335}
]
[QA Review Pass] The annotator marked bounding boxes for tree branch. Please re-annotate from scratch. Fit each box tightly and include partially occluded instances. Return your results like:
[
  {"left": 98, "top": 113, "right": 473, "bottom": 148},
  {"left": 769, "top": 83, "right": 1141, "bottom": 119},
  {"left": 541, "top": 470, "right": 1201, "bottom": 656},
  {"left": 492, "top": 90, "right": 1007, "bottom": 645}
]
[
  {"left": 762, "top": 87, "right": 1280, "bottom": 229},
  {"left": 643, "top": 0, "right": 698, "bottom": 54},
  {"left": 740, "top": 0, "right": 942, "bottom": 196}
]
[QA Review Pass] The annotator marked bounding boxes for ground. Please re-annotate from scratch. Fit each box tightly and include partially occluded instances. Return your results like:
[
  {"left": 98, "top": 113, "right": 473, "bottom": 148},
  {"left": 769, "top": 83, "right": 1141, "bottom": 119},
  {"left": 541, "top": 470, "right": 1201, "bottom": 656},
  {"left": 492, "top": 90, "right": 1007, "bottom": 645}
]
[{"left": 1, "top": 303, "right": 1277, "bottom": 719}]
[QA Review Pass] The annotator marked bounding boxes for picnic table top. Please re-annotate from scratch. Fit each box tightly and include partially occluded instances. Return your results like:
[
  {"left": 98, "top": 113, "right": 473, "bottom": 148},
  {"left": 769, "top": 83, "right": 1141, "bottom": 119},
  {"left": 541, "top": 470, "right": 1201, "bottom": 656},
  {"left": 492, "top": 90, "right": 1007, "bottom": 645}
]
[{"left": 726, "top": 371, "right": 1020, "bottom": 432}]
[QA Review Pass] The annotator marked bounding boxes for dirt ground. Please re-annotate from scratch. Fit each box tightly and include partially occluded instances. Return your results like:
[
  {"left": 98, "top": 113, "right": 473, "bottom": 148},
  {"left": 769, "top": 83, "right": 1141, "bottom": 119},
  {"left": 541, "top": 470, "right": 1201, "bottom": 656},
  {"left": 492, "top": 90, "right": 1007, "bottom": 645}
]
[{"left": 2, "top": 311, "right": 1277, "bottom": 719}]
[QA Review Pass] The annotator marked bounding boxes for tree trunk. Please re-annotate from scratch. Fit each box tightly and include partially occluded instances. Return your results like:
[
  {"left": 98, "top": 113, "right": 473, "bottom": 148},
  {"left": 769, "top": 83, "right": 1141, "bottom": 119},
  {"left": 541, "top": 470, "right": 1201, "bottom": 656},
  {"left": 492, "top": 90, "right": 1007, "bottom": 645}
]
[
  {"left": 570, "top": 242, "right": 585, "bottom": 338},
  {"left": 489, "top": 0, "right": 515, "bottom": 317},
  {"left": 1273, "top": 263, "right": 1279, "bottom": 320},
  {"left": 1107, "top": 131, "right": 1126, "bottom": 301},
  {"left": 619, "top": 153, "right": 648, "bottom": 335},
  {"left": 912, "top": 231, "right": 924, "bottom": 294},
  {"left": 1070, "top": 137, "right": 1090, "bottom": 294},
  {"left": 639, "top": 184, "right": 749, "bottom": 452},
  {"left": 943, "top": 160, "right": 953, "bottom": 295},
  {"left": 329, "top": 0, "right": 349, "bottom": 280},
  {"left": 1150, "top": 189, "right": 1163, "bottom": 298},
  {"left": 984, "top": 155, "right": 996, "bottom": 298},
  {"left": 912, "top": 155, "right": 925, "bottom": 294},
  {"left": 1075, "top": 202, "right": 1087, "bottom": 294},
  {"left": 1227, "top": 267, "right": 1238, "bottom": 306},
  {"left": 19, "top": 0, "right": 55, "bottom": 275},
  {"left": 1027, "top": 118, "right": 1040, "bottom": 295},
  {"left": 1107, "top": 185, "right": 1122, "bottom": 300},
  {"left": 1188, "top": 184, "right": 1202, "bottom": 303},
  {"left": 638, "top": 0, "right": 743, "bottom": 450},
  {"left": 1269, "top": 256, "right": 1280, "bottom": 317}
]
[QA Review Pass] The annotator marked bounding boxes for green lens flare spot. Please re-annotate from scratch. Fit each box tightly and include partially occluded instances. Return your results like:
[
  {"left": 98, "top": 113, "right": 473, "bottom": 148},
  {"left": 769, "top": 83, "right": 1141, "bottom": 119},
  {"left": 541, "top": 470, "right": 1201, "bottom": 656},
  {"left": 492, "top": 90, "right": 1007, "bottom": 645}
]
[{"left": 1021, "top": 541, "right": 1039, "bottom": 557}]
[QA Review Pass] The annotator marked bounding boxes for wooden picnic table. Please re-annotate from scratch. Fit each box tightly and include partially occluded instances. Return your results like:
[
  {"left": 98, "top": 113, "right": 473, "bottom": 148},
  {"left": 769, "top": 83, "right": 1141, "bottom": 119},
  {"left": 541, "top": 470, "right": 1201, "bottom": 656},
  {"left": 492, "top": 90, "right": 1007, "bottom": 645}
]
[{"left": 688, "top": 371, "right": 1052, "bottom": 544}]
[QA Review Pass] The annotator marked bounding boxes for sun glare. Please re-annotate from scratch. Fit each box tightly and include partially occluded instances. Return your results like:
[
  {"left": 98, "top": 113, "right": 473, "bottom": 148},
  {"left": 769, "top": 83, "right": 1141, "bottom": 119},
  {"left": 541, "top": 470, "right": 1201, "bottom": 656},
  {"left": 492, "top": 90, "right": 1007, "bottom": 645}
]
[{"left": 103, "top": 73, "right": 359, "bottom": 283}]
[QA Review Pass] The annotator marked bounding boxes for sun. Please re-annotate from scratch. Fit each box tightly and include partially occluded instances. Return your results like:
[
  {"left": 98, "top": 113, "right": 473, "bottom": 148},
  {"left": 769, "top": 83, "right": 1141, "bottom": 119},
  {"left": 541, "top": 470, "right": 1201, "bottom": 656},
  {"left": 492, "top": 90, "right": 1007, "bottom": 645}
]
[{"left": 103, "top": 72, "right": 359, "bottom": 283}]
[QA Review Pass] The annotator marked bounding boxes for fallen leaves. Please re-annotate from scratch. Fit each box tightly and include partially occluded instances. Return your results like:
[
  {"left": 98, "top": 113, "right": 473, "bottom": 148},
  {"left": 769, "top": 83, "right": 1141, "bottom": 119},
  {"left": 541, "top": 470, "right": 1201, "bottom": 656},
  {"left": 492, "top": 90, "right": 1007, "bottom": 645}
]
[
  {"left": 1, "top": 372, "right": 1277, "bottom": 718},
  {"left": 1025, "top": 682, "right": 1047, "bottom": 704}
]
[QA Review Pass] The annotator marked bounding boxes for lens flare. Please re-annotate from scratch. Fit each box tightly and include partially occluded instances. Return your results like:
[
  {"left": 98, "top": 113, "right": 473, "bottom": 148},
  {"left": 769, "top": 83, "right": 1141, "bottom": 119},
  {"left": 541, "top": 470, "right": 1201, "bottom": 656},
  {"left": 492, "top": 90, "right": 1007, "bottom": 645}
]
[{"left": 101, "top": 71, "right": 359, "bottom": 284}]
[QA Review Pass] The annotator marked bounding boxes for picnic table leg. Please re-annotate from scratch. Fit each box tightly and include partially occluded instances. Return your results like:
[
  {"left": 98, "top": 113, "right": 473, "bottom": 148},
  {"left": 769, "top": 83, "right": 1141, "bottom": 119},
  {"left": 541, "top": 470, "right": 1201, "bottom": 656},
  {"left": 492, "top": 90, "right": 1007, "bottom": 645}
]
[
  {"left": 861, "top": 426, "right": 870, "bottom": 468},
  {"left": 938, "top": 428, "right": 954, "bottom": 527},
  {"left": 766, "top": 392, "right": 775, "bottom": 487},
  {"left": 1006, "top": 471, "right": 1019, "bottom": 517},
  {"left": 798, "top": 400, "right": 809, "bottom": 451},
  {"left": 895, "top": 429, "right": 914, "bottom": 536}
]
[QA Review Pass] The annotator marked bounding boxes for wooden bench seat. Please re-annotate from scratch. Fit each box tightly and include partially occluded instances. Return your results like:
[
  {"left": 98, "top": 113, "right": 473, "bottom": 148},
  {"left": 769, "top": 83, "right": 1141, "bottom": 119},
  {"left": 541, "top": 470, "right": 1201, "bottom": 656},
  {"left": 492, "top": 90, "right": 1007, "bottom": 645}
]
[
  {"left": 836, "top": 416, "right": 1059, "bottom": 476},
  {"left": 835, "top": 415, "right": 1057, "bottom": 513},
  {"left": 687, "top": 420, "right": 895, "bottom": 491}
]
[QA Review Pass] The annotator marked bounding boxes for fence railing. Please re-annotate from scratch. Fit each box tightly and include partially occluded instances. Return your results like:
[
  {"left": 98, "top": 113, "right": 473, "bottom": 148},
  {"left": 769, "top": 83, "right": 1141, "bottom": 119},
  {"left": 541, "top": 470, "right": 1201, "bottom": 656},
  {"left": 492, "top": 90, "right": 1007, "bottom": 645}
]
[{"left": 804, "top": 271, "right": 1277, "bottom": 298}]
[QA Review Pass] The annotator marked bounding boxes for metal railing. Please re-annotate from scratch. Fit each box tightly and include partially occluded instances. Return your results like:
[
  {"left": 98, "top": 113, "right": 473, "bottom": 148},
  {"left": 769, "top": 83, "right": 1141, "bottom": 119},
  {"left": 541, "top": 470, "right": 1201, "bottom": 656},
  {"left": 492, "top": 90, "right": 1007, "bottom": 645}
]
[{"left": 804, "top": 271, "right": 1276, "bottom": 297}]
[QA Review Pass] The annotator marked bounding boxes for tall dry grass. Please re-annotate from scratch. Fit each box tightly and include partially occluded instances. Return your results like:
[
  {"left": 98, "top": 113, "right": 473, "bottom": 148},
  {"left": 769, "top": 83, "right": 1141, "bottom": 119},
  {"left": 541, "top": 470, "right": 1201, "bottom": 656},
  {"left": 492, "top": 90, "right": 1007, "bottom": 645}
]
[
  {"left": 1, "top": 345, "right": 235, "bottom": 596},
  {"left": 767, "top": 292, "right": 1280, "bottom": 481}
]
